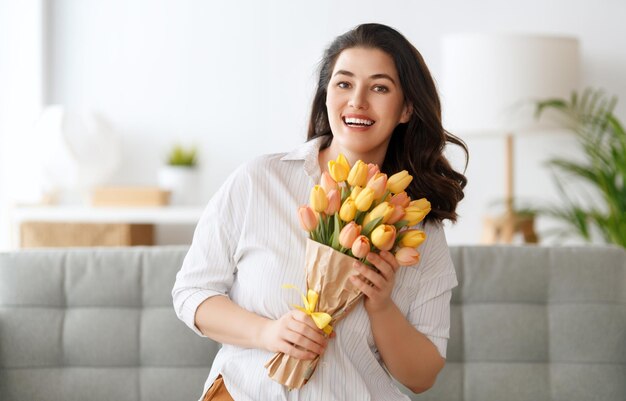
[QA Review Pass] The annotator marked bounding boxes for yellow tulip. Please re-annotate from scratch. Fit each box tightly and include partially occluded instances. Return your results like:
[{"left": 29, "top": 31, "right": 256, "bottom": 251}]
[
  {"left": 362, "top": 202, "right": 394, "bottom": 226},
  {"left": 403, "top": 205, "right": 427, "bottom": 226},
  {"left": 398, "top": 229, "right": 427, "bottom": 247},
  {"left": 310, "top": 185, "right": 328, "bottom": 213},
  {"left": 337, "top": 153, "right": 350, "bottom": 171},
  {"left": 328, "top": 154, "right": 350, "bottom": 182},
  {"left": 403, "top": 198, "right": 431, "bottom": 225},
  {"left": 350, "top": 186, "right": 363, "bottom": 200},
  {"left": 339, "top": 198, "right": 357, "bottom": 222},
  {"left": 395, "top": 247, "right": 421, "bottom": 266},
  {"left": 347, "top": 160, "right": 368, "bottom": 187},
  {"left": 354, "top": 187, "right": 375, "bottom": 212},
  {"left": 387, "top": 170, "right": 413, "bottom": 194},
  {"left": 370, "top": 224, "right": 396, "bottom": 251},
  {"left": 410, "top": 198, "right": 431, "bottom": 214}
]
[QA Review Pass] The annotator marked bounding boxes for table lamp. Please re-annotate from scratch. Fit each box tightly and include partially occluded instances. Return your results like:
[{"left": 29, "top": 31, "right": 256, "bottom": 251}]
[{"left": 441, "top": 33, "right": 580, "bottom": 243}]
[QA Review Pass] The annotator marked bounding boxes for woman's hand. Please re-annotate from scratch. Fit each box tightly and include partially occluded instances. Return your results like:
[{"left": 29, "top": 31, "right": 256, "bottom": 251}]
[
  {"left": 259, "top": 309, "right": 329, "bottom": 360},
  {"left": 350, "top": 250, "right": 400, "bottom": 315}
]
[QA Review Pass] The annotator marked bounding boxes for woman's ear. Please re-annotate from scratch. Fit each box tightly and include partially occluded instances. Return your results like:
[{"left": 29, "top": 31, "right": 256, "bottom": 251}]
[{"left": 400, "top": 103, "right": 413, "bottom": 124}]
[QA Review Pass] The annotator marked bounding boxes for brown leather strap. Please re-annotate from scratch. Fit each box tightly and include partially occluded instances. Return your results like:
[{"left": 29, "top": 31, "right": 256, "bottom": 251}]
[{"left": 202, "top": 375, "right": 234, "bottom": 401}]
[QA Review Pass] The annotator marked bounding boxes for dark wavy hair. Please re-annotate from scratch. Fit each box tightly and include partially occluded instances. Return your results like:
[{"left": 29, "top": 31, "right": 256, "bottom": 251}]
[{"left": 307, "top": 23, "right": 468, "bottom": 223}]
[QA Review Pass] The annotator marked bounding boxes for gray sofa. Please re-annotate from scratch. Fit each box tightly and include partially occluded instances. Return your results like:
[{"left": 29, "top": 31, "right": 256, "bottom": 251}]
[{"left": 1, "top": 245, "right": 625, "bottom": 401}]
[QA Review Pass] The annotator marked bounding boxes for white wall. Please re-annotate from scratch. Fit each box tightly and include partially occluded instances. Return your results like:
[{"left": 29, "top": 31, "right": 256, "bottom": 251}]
[
  {"left": 0, "top": 0, "right": 45, "bottom": 249},
  {"left": 2, "top": 0, "right": 625, "bottom": 248}
]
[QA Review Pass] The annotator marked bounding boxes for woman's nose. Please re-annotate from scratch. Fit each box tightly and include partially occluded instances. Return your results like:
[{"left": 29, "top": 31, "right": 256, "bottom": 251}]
[{"left": 348, "top": 88, "right": 368, "bottom": 110}]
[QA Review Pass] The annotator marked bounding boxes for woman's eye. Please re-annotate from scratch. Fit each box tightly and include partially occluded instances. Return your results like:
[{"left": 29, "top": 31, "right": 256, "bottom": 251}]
[
  {"left": 373, "top": 85, "right": 389, "bottom": 93},
  {"left": 337, "top": 81, "right": 351, "bottom": 89}
]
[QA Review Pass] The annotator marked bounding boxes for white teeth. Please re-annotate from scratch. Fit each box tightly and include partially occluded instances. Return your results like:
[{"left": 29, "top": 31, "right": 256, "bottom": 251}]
[{"left": 344, "top": 117, "right": 374, "bottom": 126}]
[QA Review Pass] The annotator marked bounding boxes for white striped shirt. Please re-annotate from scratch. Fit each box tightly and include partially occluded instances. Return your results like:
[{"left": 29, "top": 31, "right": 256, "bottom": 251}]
[{"left": 172, "top": 137, "right": 458, "bottom": 401}]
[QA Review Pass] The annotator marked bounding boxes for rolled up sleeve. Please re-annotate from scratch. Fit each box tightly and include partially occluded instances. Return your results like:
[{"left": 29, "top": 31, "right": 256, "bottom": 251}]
[{"left": 172, "top": 165, "right": 250, "bottom": 337}]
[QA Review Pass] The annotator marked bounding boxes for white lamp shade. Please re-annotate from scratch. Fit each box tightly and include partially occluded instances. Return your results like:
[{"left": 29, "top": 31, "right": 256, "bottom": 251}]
[
  {"left": 441, "top": 33, "right": 580, "bottom": 136},
  {"left": 35, "top": 105, "right": 121, "bottom": 194}
]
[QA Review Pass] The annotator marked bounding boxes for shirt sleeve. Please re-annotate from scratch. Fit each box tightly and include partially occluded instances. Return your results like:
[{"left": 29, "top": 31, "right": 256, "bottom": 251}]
[
  {"left": 171, "top": 164, "right": 251, "bottom": 337},
  {"left": 406, "top": 221, "right": 458, "bottom": 358}
]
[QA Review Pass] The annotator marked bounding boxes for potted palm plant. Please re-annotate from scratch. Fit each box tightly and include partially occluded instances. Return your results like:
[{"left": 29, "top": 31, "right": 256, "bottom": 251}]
[
  {"left": 157, "top": 144, "right": 200, "bottom": 205},
  {"left": 531, "top": 88, "right": 626, "bottom": 248}
]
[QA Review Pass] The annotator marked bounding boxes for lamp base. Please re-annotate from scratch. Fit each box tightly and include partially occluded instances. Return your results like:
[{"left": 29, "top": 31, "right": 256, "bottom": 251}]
[{"left": 481, "top": 211, "right": 538, "bottom": 244}]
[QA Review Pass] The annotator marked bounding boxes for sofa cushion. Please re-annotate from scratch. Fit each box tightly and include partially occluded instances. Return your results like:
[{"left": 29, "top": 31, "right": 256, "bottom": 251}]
[
  {"left": 0, "top": 246, "right": 217, "bottom": 401},
  {"left": 1, "top": 245, "right": 625, "bottom": 401}
]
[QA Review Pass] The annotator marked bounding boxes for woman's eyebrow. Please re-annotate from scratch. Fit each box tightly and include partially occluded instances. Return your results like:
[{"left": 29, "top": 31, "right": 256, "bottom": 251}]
[{"left": 333, "top": 70, "right": 396, "bottom": 85}]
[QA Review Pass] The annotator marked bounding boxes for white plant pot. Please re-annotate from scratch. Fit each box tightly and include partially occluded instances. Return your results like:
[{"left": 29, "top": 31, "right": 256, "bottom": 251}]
[{"left": 157, "top": 166, "right": 200, "bottom": 205}]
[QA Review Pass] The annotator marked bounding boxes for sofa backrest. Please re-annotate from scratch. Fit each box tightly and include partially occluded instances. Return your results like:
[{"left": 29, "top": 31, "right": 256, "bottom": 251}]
[
  {"left": 0, "top": 246, "right": 217, "bottom": 401},
  {"left": 1, "top": 246, "right": 625, "bottom": 401},
  {"left": 418, "top": 246, "right": 626, "bottom": 401}
]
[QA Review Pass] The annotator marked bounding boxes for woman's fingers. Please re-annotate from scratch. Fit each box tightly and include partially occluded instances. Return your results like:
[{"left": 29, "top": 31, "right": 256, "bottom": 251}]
[
  {"left": 266, "top": 310, "right": 328, "bottom": 361},
  {"left": 283, "top": 329, "right": 326, "bottom": 356},
  {"left": 353, "top": 261, "right": 385, "bottom": 289},
  {"left": 365, "top": 252, "right": 395, "bottom": 281},
  {"left": 288, "top": 312, "right": 328, "bottom": 347},
  {"left": 378, "top": 250, "right": 400, "bottom": 273},
  {"left": 280, "top": 340, "right": 317, "bottom": 360},
  {"left": 350, "top": 273, "right": 376, "bottom": 297}
]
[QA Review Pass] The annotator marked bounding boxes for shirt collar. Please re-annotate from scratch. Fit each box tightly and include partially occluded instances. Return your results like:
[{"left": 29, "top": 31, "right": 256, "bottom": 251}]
[{"left": 280, "top": 136, "right": 328, "bottom": 181}]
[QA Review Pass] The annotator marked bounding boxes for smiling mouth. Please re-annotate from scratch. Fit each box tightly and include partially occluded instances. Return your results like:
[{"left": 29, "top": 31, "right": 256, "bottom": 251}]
[{"left": 342, "top": 116, "right": 375, "bottom": 127}]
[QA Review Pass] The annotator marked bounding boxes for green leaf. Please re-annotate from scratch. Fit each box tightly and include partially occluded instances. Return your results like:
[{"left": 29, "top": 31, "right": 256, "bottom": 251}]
[
  {"left": 332, "top": 213, "right": 342, "bottom": 250},
  {"left": 362, "top": 216, "right": 384, "bottom": 237},
  {"left": 531, "top": 88, "right": 626, "bottom": 248},
  {"left": 393, "top": 220, "right": 409, "bottom": 230}
]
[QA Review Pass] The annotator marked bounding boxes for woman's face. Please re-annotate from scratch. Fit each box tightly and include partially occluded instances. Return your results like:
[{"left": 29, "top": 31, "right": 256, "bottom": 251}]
[{"left": 325, "top": 47, "right": 411, "bottom": 159}]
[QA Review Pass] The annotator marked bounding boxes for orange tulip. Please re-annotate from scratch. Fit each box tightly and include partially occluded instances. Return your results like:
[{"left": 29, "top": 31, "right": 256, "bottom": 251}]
[
  {"left": 339, "top": 222, "right": 361, "bottom": 249},
  {"left": 389, "top": 191, "right": 410, "bottom": 208},
  {"left": 351, "top": 235, "right": 371, "bottom": 258},
  {"left": 386, "top": 204, "right": 406, "bottom": 224},
  {"left": 320, "top": 171, "right": 339, "bottom": 193},
  {"left": 298, "top": 206, "right": 318, "bottom": 232},
  {"left": 366, "top": 173, "right": 388, "bottom": 200},
  {"left": 325, "top": 189, "right": 341, "bottom": 215},
  {"left": 366, "top": 163, "right": 380, "bottom": 182},
  {"left": 395, "top": 247, "right": 421, "bottom": 266}
]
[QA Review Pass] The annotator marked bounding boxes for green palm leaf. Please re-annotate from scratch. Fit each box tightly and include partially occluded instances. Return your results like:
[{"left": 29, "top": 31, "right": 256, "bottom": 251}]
[{"left": 532, "top": 88, "right": 626, "bottom": 248}]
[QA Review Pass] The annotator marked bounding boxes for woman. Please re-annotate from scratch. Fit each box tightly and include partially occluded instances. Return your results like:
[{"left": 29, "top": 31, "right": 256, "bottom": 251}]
[{"left": 173, "top": 23, "right": 468, "bottom": 401}]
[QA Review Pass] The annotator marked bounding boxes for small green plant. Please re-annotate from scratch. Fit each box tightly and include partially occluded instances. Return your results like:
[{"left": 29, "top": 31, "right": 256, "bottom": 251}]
[
  {"left": 531, "top": 88, "right": 626, "bottom": 248},
  {"left": 167, "top": 144, "right": 197, "bottom": 167}
]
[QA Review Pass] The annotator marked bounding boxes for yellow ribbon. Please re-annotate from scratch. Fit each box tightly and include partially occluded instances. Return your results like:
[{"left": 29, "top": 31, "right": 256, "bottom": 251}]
[{"left": 282, "top": 284, "right": 333, "bottom": 335}]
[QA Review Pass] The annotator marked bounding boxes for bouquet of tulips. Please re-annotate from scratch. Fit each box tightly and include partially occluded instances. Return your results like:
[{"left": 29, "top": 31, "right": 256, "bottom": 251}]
[{"left": 265, "top": 154, "right": 431, "bottom": 390}]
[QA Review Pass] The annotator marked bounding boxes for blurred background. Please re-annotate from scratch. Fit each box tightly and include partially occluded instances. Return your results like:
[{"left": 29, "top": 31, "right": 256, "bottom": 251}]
[{"left": 1, "top": 0, "right": 625, "bottom": 250}]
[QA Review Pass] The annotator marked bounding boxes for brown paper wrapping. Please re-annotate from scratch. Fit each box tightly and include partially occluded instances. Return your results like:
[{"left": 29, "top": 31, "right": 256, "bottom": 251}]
[{"left": 264, "top": 239, "right": 364, "bottom": 390}]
